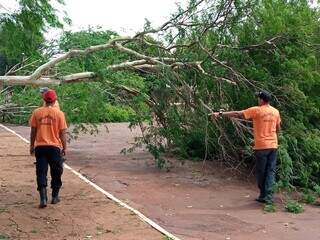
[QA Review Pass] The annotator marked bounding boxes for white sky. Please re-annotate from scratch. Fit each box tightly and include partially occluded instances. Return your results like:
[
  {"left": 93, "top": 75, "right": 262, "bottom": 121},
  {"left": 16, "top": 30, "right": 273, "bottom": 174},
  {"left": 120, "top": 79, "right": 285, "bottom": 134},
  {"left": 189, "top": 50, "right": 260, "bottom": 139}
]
[
  {"left": 0, "top": 0, "right": 188, "bottom": 38},
  {"left": 63, "top": 0, "right": 186, "bottom": 33}
]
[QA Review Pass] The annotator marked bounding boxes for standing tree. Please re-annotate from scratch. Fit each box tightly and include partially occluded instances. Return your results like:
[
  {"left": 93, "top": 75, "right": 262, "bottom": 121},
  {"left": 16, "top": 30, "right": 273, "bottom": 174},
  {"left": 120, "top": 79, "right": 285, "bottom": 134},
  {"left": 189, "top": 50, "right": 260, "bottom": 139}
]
[
  {"left": 0, "top": 0, "right": 69, "bottom": 119},
  {"left": 0, "top": 0, "right": 69, "bottom": 74}
]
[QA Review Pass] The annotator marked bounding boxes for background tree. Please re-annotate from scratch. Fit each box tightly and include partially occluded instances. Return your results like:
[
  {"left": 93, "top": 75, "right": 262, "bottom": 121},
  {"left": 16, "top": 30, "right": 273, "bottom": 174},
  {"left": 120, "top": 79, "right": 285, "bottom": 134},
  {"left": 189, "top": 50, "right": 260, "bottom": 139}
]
[
  {"left": 0, "top": 0, "right": 69, "bottom": 74},
  {"left": 0, "top": 0, "right": 69, "bottom": 120}
]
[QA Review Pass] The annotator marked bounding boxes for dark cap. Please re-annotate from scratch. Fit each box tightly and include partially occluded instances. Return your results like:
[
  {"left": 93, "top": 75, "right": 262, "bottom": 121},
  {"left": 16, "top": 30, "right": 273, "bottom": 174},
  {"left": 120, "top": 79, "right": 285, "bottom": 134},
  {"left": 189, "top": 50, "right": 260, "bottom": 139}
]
[
  {"left": 39, "top": 87, "right": 49, "bottom": 94},
  {"left": 255, "top": 90, "right": 271, "bottom": 102}
]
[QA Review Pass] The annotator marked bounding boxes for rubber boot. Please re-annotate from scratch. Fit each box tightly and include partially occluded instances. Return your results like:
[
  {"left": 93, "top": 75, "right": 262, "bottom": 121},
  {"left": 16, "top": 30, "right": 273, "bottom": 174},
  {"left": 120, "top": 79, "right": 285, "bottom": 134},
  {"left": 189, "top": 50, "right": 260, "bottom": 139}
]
[
  {"left": 39, "top": 187, "right": 47, "bottom": 208},
  {"left": 51, "top": 188, "right": 60, "bottom": 204}
]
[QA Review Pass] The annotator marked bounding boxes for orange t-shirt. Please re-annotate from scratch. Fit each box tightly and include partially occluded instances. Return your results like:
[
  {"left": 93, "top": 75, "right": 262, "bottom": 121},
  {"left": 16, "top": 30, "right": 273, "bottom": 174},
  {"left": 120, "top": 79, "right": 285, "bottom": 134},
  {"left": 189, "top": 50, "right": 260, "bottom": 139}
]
[
  {"left": 242, "top": 105, "right": 281, "bottom": 150},
  {"left": 29, "top": 106, "right": 67, "bottom": 149}
]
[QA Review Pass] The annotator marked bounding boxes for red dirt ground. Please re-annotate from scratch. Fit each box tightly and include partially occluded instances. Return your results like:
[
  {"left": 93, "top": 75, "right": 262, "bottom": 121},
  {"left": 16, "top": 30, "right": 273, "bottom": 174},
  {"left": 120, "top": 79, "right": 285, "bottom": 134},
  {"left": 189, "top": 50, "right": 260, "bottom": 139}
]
[
  {"left": 8, "top": 123, "right": 320, "bottom": 240},
  {"left": 0, "top": 127, "right": 163, "bottom": 240}
]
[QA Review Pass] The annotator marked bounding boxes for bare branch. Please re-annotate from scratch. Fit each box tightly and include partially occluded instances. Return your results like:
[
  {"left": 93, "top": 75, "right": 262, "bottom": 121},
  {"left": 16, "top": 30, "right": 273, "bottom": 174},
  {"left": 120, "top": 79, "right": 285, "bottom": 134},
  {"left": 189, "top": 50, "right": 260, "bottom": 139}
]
[
  {"left": 213, "top": 76, "right": 237, "bottom": 85},
  {"left": 113, "top": 43, "right": 167, "bottom": 66},
  {"left": 104, "top": 80, "right": 155, "bottom": 107},
  {"left": 0, "top": 72, "right": 96, "bottom": 86},
  {"left": 131, "top": 0, "right": 207, "bottom": 39},
  {"left": 216, "top": 36, "right": 283, "bottom": 51},
  {"left": 62, "top": 72, "right": 97, "bottom": 83},
  {"left": 107, "top": 57, "right": 179, "bottom": 71},
  {"left": 198, "top": 41, "right": 247, "bottom": 84}
]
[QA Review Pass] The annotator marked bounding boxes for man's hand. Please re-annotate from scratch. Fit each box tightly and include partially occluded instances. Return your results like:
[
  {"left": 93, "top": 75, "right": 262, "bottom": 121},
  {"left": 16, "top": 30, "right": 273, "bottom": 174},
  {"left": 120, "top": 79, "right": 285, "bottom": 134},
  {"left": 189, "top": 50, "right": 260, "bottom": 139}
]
[
  {"left": 209, "top": 111, "right": 244, "bottom": 119},
  {"left": 30, "top": 145, "right": 35, "bottom": 155},
  {"left": 209, "top": 112, "right": 220, "bottom": 119},
  {"left": 30, "top": 127, "right": 37, "bottom": 155},
  {"left": 59, "top": 129, "right": 67, "bottom": 157}
]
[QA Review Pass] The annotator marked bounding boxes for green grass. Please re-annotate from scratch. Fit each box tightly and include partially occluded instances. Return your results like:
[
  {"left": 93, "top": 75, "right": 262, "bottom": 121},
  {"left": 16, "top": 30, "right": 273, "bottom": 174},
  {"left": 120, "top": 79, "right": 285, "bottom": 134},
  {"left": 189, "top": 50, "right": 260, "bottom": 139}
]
[
  {"left": 163, "top": 237, "right": 173, "bottom": 240},
  {"left": 263, "top": 203, "right": 276, "bottom": 213},
  {"left": 302, "top": 192, "right": 317, "bottom": 204},
  {"left": 0, "top": 234, "right": 9, "bottom": 240},
  {"left": 0, "top": 208, "right": 8, "bottom": 214},
  {"left": 285, "top": 200, "right": 304, "bottom": 214}
]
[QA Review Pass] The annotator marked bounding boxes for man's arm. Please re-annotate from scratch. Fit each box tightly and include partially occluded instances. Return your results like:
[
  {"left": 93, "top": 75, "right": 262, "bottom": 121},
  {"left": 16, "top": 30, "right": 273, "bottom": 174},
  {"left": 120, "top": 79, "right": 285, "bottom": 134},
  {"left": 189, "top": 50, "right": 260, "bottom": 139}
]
[
  {"left": 59, "top": 129, "right": 67, "bottom": 156},
  {"left": 210, "top": 111, "right": 244, "bottom": 119},
  {"left": 30, "top": 127, "right": 37, "bottom": 155},
  {"left": 276, "top": 114, "right": 281, "bottom": 134},
  {"left": 276, "top": 123, "right": 281, "bottom": 134}
]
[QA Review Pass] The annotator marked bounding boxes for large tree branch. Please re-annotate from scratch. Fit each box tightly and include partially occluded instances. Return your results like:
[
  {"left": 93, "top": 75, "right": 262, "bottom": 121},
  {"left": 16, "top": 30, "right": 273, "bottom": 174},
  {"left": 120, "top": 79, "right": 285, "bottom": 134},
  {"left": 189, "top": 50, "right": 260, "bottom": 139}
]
[
  {"left": 0, "top": 72, "right": 96, "bottom": 86},
  {"left": 108, "top": 59, "right": 207, "bottom": 74},
  {"left": 29, "top": 37, "right": 131, "bottom": 80},
  {"left": 113, "top": 43, "right": 168, "bottom": 66},
  {"left": 0, "top": 37, "right": 132, "bottom": 85}
]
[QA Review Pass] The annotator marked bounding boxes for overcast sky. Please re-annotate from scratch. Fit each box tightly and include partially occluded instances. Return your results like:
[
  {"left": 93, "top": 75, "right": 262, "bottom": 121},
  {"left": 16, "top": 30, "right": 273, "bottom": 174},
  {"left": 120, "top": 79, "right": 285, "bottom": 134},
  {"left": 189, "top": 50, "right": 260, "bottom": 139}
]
[{"left": 0, "top": 0, "right": 187, "bottom": 37}]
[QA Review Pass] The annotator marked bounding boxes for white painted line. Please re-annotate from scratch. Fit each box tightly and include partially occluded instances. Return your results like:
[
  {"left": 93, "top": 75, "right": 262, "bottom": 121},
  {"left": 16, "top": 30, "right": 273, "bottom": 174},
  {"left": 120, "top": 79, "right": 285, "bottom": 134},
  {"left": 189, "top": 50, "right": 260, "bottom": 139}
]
[
  {"left": 0, "top": 124, "right": 30, "bottom": 144},
  {"left": 0, "top": 124, "right": 181, "bottom": 240}
]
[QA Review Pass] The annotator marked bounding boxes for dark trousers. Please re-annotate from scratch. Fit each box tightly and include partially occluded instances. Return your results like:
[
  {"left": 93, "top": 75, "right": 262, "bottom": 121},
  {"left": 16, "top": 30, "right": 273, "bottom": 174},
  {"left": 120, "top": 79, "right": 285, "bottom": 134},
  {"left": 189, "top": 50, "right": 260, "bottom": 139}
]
[
  {"left": 35, "top": 146, "right": 63, "bottom": 191},
  {"left": 255, "top": 149, "right": 277, "bottom": 201}
]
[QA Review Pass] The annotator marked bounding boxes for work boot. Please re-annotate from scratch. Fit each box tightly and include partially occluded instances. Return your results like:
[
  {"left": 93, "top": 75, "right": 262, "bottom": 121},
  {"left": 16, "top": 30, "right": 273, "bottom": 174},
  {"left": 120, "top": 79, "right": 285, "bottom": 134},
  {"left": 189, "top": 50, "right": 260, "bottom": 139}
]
[
  {"left": 51, "top": 188, "right": 60, "bottom": 204},
  {"left": 264, "top": 194, "right": 274, "bottom": 204},
  {"left": 39, "top": 187, "right": 47, "bottom": 208}
]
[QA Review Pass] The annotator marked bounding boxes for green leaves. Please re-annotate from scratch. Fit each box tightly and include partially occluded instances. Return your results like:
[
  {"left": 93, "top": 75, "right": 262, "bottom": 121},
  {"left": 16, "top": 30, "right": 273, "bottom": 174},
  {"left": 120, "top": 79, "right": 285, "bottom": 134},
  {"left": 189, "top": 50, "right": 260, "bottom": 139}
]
[
  {"left": 0, "top": 0, "right": 67, "bottom": 74},
  {"left": 285, "top": 200, "right": 304, "bottom": 214}
]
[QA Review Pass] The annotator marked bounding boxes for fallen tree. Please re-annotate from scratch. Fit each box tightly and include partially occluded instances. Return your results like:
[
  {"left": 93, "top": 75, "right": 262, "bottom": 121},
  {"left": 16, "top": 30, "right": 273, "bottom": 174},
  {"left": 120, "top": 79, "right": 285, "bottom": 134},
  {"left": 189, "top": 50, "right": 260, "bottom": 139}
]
[{"left": 1, "top": 0, "right": 320, "bottom": 192}]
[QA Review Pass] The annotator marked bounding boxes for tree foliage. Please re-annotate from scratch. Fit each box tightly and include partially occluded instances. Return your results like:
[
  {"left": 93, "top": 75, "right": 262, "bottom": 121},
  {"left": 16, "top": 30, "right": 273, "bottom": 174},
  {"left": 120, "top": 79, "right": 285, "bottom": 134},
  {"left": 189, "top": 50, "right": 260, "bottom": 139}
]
[
  {"left": 10, "top": 29, "right": 145, "bottom": 124},
  {"left": 131, "top": 0, "right": 320, "bottom": 189},
  {"left": 1, "top": 0, "right": 319, "bottom": 190},
  {"left": 0, "top": 0, "right": 68, "bottom": 74}
]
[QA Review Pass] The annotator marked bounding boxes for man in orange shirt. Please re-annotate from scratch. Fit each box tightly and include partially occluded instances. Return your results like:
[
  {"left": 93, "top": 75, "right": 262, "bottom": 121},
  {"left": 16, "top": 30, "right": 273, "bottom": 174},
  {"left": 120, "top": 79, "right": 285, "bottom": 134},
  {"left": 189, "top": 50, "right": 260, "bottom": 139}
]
[
  {"left": 211, "top": 90, "right": 281, "bottom": 203},
  {"left": 30, "top": 90, "right": 67, "bottom": 208}
]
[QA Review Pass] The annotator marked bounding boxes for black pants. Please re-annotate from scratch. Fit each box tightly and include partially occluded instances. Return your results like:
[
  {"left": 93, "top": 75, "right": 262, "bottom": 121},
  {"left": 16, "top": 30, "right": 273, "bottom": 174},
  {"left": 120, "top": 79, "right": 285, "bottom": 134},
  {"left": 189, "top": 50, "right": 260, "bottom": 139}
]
[
  {"left": 35, "top": 146, "right": 63, "bottom": 191},
  {"left": 255, "top": 149, "right": 277, "bottom": 201}
]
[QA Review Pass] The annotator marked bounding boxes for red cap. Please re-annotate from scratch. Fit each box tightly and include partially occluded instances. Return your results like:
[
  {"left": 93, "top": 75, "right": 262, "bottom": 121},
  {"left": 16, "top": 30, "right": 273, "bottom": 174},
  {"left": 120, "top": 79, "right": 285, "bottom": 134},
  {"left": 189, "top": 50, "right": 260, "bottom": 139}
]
[{"left": 43, "top": 90, "right": 57, "bottom": 103}]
